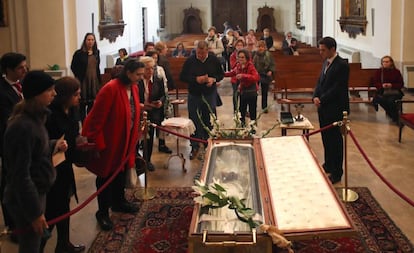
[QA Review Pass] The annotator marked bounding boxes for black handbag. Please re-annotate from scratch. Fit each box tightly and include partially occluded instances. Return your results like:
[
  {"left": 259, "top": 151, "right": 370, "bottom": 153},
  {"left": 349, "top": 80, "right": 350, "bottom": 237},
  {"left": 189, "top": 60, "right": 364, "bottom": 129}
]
[
  {"left": 382, "top": 88, "right": 402, "bottom": 97},
  {"left": 73, "top": 143, "right": 98, "bottom": 167}
]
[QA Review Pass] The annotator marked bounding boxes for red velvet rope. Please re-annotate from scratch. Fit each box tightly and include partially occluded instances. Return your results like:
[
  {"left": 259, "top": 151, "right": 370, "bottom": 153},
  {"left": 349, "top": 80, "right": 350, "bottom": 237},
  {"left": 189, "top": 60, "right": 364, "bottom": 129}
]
[
  {"left": 348, "top": 130, "right": 414, "bottom": 207},
  {"left": 303, "top": 122, "right": 338, "bottom": 137}
]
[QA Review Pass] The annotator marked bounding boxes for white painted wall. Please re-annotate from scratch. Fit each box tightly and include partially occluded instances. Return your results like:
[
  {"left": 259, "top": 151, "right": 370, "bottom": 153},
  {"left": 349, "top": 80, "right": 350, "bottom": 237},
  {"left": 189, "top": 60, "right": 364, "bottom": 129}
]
[
  {"left": 247, "top": 0, "right": 294, "bottom": 33},
  {"left": 297, "top": 0, "right": 317, "bottom": 45},
  {"left": 73, "top": 0, "right": 159, "bottom": 70},
  {"left": 164, "top": 0, "right": 210, "bottom": 34}
]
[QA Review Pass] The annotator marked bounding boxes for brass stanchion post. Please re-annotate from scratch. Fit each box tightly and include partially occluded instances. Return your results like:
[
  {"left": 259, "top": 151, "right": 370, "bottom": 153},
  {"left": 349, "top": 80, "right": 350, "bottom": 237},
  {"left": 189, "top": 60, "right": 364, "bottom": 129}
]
[
  {"left": 337, "top": 111, "right": 359, "bottom": 202},
  {"left": 135, "top": 111, "right": 155, "bottom": 200}
]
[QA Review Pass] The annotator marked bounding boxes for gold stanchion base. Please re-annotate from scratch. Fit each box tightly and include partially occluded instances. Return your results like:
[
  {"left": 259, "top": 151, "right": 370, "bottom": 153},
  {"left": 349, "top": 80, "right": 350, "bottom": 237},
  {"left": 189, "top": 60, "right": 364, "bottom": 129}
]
[
  {"left": 134, "top": 187, "right": 156, "bottom": 200},
  {"left": 337, "top": 188, "right": 359, "bottom": 202}
]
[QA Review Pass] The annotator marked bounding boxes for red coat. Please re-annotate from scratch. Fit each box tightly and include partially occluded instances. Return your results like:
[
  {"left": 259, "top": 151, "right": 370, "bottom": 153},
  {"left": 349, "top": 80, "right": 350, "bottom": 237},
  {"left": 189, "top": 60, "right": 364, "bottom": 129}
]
[
  {"left": 373, "top": 67, "right": 404, "bottom": 90},
  {"left": 225, "top": 60, "right": 259, "bottom": 92},
  {"left": 82, "top": 78, "right": 141, "bottom": 178}
]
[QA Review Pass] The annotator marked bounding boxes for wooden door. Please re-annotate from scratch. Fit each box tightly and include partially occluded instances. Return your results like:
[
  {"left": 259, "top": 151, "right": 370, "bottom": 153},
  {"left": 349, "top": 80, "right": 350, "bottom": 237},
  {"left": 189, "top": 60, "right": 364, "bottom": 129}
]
[{"left": 212, "top": 0, "right": 247, "bottom": 34}]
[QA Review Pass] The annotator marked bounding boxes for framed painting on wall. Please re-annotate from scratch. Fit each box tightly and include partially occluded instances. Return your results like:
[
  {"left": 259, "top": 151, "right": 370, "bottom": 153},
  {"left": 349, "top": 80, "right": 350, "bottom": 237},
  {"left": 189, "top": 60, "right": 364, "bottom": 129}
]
[
  {"left": 0, "top": 0, "right": 8, "bottom": 27},
  {"left": 98, "top": 0, "right": 126, "bottom": 43},
  {"left": 338, "top": 0, "right": 368, "bottom": 38}
]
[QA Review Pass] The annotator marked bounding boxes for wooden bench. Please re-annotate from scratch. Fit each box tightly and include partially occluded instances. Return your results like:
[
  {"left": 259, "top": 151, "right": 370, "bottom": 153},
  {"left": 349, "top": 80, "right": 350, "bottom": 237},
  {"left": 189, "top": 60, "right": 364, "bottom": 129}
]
[
  {"left": 167, "top": 57, "right": 188, "bottom": 98},
  {"left": 273, "top": 62, "right": 377, "bottom": 111}
]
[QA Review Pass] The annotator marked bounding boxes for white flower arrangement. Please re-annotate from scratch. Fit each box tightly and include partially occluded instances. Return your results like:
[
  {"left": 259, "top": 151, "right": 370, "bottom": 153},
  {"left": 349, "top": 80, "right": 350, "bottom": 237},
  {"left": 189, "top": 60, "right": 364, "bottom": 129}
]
[
  {"left": 198, "top": 96, "right": 280, "bottom": 139},
  {"left": 192, "top": 179, "right": 261, "bottom": 230}
]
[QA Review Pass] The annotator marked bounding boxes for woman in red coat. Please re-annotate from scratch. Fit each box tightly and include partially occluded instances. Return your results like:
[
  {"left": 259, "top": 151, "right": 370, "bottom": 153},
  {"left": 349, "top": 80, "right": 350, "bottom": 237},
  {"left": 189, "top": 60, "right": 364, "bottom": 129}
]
[
  {"left": 82, "top": 60, "right": 145, "bottom": 231},
  {"left": 225, "top": 49, "right": 259, "bottom": 125}
]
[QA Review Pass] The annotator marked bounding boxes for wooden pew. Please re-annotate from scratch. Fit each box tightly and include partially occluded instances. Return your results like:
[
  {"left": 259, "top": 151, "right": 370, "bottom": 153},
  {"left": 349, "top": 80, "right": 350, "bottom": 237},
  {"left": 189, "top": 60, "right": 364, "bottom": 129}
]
[
  {"left": 167, "top": 57, "right": 188, "bottom": 97},
  {"left": 273, "top": 61, "right": 377, "bottom": 111}
]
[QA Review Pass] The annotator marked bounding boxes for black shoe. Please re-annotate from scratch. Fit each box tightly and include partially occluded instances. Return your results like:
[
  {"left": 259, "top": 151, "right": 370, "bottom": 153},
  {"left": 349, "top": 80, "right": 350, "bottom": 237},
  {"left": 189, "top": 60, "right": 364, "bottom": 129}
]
[
  {"left": 55, "top": 241, "right": 86, "bottom": 253},
  {"left": 147, "top": 162, "right": 155, "bottom": 171},
  {"left": 112, "top": 202, "right": 139, "bottom": 213},
  {"left": 158, "top": 145, "right": 172, "bottom": 154},
  {"left": 189, "top": 148, "right": 199, "bottom": 160},
  {"left": 328, "top": 174, "right": 341, "bottom": 184},
  {"left": 95, "top": 211, "right": 113, "bottom": 231},
  {"left": 373, "top": 103, "right": 379, "bottom": 111}
]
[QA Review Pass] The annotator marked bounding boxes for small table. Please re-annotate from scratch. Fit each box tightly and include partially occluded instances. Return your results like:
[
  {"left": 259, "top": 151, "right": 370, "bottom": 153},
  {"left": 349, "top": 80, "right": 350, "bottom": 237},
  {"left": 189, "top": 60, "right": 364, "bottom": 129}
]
[
  {"left": 161, "top": 117, "right": 195, "bottom": 172},
  {"left": 280, "top": 117, "right": 314, "bottom": 140},
  {"left": 170, "top": 99, "right": 185, "bottom": 117}
]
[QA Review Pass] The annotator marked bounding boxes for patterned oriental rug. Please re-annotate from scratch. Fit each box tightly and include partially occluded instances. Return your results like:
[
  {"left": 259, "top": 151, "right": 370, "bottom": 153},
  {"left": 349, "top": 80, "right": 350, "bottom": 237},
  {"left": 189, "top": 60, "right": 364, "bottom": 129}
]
[{"left": 88, "top": 187, "right": 413, "bottom": 253}]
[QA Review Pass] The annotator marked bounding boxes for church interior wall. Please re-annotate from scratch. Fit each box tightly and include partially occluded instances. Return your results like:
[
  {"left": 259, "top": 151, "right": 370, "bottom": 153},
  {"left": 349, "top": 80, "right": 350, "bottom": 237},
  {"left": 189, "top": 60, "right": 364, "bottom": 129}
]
[
  {"left": 247, "top": 0, "right": 295, "bottom": 33},
  {"left": 74, "top": 0, "right": 159, "bottom": 71},
  {"left": 294, "top": 0, "right": 316, "bottom": 46},
  {"left": 26, "top": 0, "right": 68, "bottom": 72},
  {"left": 1, "top": 0, "right": 412, "bottom": 83},
  {"left": 164, "top": 0, "right": 210, "bottom": 35},
  {"left": 164, "top": 0, "right": 296, "bottom": 37}
]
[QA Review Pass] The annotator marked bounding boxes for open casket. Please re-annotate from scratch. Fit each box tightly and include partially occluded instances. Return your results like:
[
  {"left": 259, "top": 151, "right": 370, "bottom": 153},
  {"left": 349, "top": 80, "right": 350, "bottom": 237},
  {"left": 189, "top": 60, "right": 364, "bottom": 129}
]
[{"left": 188, "top": 136, "right": 355, "bottom": 253}]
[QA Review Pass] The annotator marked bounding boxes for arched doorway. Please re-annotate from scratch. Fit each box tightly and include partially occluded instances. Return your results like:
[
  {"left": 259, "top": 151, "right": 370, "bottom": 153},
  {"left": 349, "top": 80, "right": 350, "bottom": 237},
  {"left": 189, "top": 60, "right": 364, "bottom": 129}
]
[
  {"left": 182, "top": 7, "right": 203, "bottom": 34},
  {"left": 256, "top": 5, "right": 276, "bottom": 32}
]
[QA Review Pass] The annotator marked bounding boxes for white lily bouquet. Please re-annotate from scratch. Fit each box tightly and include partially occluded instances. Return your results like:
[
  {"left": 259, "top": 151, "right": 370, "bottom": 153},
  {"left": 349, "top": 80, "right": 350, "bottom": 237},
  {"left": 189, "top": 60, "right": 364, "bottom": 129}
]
[
  {"left": 197, "top": 96, "right": 279, "bottom": 139},
  {"left": 192, "top": 179, "right": 261, "bottom": 231}
]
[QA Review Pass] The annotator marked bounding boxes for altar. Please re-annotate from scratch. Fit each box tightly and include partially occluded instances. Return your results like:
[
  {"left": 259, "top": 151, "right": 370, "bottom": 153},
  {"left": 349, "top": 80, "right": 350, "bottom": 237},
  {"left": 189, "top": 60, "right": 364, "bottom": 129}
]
[{"left": 188, "top": 136, "right": 355, "bottom": 253}]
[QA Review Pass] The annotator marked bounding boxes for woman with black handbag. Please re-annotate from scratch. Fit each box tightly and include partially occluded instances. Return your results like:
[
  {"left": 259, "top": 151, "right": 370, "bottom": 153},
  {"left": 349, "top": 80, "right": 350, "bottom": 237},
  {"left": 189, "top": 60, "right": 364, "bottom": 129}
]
[
  {"left": 42, "top": 77, "right": 85, "bottom": 253},
  {"left": 372, "top": 55, "right": 404, "bottom": 122}
]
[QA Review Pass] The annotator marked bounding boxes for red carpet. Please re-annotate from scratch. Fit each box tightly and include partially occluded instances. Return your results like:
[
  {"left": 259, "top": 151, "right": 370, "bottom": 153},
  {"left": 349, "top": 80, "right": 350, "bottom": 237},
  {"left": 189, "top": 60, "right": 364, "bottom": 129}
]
[{"left": 88, "top": 187, "right": 413, "bottom": 253}]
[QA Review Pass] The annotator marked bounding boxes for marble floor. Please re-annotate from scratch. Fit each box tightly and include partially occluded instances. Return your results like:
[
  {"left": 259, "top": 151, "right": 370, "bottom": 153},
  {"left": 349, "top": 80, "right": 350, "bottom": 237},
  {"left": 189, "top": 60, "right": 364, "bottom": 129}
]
[{"left": 1, "top": 78, "right": 414, "bottom": 252}]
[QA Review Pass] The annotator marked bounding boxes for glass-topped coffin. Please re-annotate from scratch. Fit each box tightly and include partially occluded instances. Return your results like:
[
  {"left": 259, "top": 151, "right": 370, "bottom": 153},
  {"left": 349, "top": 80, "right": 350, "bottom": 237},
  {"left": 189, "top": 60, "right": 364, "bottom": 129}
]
[{"left": 196, "top": 140, "right": 264, "bottom": 234}]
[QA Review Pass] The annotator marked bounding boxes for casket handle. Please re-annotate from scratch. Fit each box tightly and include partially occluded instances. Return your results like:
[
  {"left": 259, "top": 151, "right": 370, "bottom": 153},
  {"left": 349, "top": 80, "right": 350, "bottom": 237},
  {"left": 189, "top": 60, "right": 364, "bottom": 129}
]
[{"left": 202, "top": 229, "right": 257, "bottom": 246}]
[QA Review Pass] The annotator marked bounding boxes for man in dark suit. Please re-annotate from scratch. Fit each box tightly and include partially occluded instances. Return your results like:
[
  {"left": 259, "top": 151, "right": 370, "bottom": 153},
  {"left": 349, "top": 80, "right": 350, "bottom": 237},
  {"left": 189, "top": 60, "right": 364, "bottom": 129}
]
[
  {"left": 0, "top": 52, "right": 27, "bottom": 241},
  {"left": 312, "top": 37, "right": 350, "bottom": 184},
  {"left": 138, "top": 56, "right": 166, "bottom": 171}
]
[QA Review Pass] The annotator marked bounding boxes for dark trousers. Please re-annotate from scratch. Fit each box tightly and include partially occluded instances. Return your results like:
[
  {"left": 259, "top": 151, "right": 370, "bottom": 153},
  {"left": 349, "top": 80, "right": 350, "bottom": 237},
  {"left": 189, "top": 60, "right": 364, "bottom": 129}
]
[
  {"left": 240, "top": 94, "right": 257, "bottom": 125},
  {"left": 188, "top": 93, "right": 216, "bottom": 150},
  {"left": 6, "top": 195, "right": 46, "bottom": 253},
  {"left": 143, "top": 125, "right": 155, "bottom": 163},
  {"left": 260, "top": 82, "right": 270, "bottom": 110},
  {"left": 375, "top": 94, "right": 403, "bottom": 121},
  {"left": 231, "top": 82, "right": 239, "bottom": 112},
  {"left": 319, "top": 115, "right": 344, "bottom": 179},
  {"left": 96, "top": 169, "right": 126, "bottom": 213},
  {"left": 40, "top": 171, "right": 74, "bottom": 251},
  {"left": 0, "top": 157, "right": 15, "bottom": 230}
]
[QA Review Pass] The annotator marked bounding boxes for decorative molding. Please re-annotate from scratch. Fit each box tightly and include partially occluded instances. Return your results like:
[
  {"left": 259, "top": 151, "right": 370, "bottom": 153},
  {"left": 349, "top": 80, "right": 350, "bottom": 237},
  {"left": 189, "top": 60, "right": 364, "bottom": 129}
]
[
  {"left": 98, "top": 22, "right": 126, "bottom": 43},
  {"left": 338, "top": 17, "right": 367, "bottom": 38},
  {"left": 182, "top": 7, "right": 203, "bottom": 34}
]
